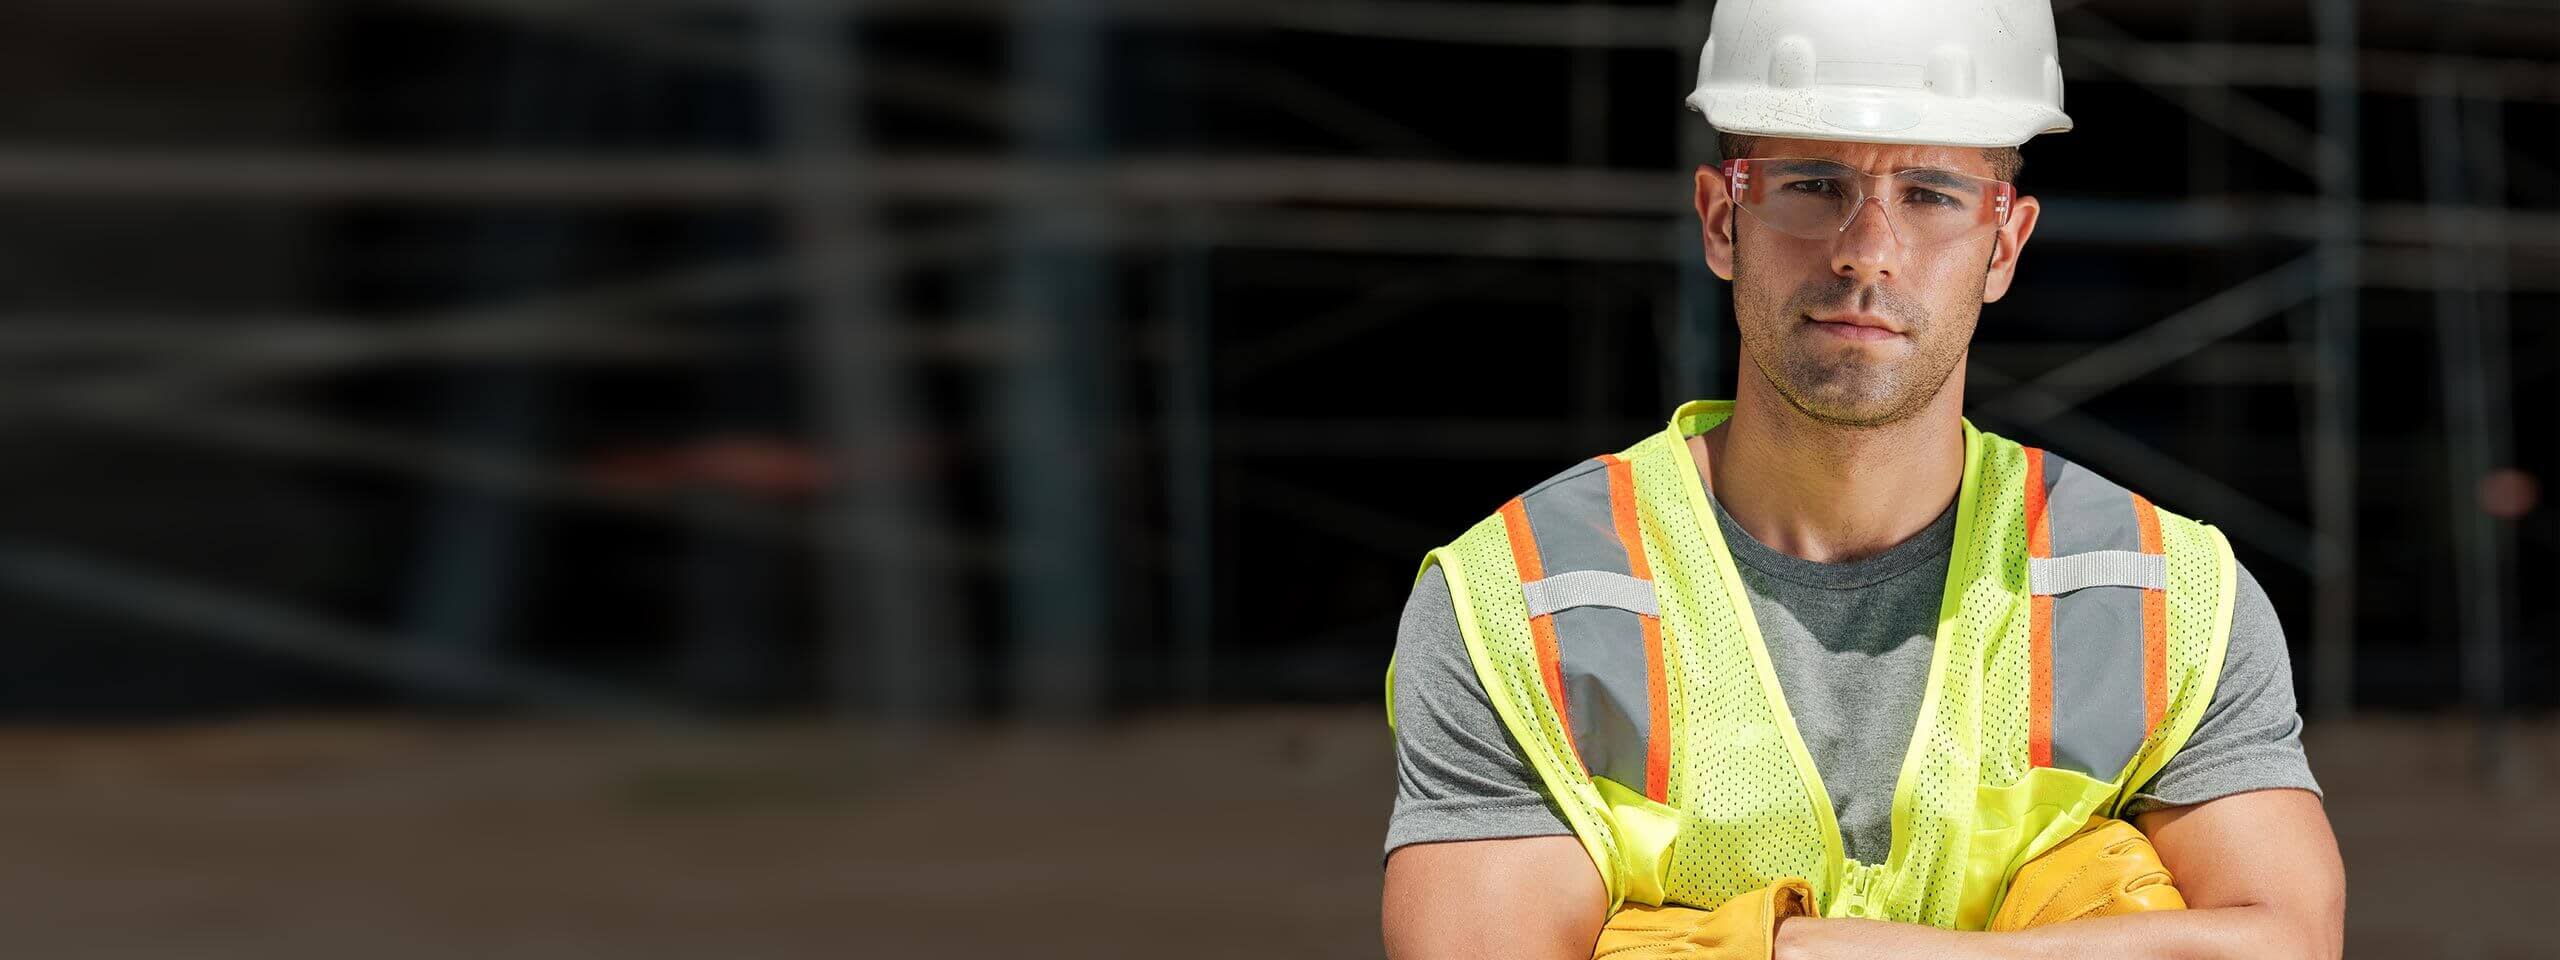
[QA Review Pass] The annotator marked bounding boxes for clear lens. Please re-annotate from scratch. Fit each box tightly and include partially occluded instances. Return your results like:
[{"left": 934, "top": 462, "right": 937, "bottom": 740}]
[{"left": 1724, "top": 158, "right": 2012, "bottom": 249}]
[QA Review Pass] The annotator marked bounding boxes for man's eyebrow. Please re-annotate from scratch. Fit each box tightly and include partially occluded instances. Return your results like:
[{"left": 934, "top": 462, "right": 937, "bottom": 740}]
[
  {"left": 1762, "top": 159, "right": 1850, "bottom": 176},
  {"left": 1896, "top": 168, "right": 1976, "bottom": 190}
]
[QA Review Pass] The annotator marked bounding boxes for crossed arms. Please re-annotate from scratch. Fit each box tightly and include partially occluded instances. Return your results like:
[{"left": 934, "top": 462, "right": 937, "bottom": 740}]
[{"left": 1381, "top": 786, "right": 2343, "bottom": 960}]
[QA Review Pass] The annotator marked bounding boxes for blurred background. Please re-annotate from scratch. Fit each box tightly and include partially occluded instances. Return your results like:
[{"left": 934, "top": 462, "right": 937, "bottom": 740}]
[{"left": 0, "top": 0, "right": 2553, "bottom": 955}]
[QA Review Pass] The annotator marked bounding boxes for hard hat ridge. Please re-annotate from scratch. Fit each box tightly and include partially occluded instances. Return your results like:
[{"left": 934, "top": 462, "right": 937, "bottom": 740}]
[{"left": 1686, "top": 0, "right": 2072, "bottom": 149}]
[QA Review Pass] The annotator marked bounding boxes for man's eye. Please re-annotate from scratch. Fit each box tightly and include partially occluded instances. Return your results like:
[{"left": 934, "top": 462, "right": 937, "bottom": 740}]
[
  {"left": 1907, "top": 188, "right": 1958, "bottom": 207},
  {"left": 1783, "top": 179, "right": 1842, "bottom": 195}
]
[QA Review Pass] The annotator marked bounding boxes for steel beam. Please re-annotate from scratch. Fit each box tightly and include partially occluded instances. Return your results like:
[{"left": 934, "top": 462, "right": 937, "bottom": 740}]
[
  {"left": 756, "top": 0, "right": 954, "bottom": 720},
  {"left": 1001, "top": 0, "right": 1114, "bottom": 718},
  {"left": 0, "top": 540, "right": 681, "bottom": 721},
  {"left": 2307, "top": 0, "right": 2361, "bottom": 719}
]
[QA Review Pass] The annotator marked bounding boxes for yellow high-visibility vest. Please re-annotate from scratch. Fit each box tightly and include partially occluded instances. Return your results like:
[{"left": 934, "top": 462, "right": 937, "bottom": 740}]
[{"left": 1388, "top": 399, "right": 2235, "bottom": 928}]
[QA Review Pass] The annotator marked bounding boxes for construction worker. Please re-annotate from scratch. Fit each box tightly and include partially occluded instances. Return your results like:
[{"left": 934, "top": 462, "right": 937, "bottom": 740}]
[{"left": 1380, "top": 1, "right": 2346, "bottom": 957}]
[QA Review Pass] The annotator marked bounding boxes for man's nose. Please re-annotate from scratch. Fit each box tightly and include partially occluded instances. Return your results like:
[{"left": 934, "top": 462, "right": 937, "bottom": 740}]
[{"left": 1830, "top": 195, "right": 1900, "bottom": 281}]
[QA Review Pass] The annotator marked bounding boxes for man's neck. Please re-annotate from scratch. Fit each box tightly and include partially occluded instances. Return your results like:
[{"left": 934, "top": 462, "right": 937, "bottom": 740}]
[{"left": 1692, "top": 365, "right": 1968, "bottom": 564}]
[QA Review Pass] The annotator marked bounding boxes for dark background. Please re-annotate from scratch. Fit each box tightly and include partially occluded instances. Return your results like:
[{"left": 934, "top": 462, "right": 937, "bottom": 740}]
[{"left": 0, "top": 0, "right": 2551, "bottom": 956}]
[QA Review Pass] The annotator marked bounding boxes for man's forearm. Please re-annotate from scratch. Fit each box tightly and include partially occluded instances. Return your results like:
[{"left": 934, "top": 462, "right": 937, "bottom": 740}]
[{"left": 1775, "top": 904, "right": 2335, "bottom": 960}]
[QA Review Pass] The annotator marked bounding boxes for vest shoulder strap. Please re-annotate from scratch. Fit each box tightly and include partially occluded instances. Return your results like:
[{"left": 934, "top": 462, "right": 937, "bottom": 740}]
[
  {"left": 1493, "top": 452, "right": 1674, "bottom": 805},
  {"left": 1412, "top": 444, "right": 1681, "bottom": 910},
  {"left": 2019, "top": 446, "right": 2235, "bottom": 796}
]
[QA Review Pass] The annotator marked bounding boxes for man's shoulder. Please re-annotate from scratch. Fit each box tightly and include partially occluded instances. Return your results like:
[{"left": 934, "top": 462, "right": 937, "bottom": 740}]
[
  {"left": 1431, "top": 434, "right": 1672, "bottom": 547},
  {"left": 2000, "top": 435, "right": 2219, "bottom": 534}
]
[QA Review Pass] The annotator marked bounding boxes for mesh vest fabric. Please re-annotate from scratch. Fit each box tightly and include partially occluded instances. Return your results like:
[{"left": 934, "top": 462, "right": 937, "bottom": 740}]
[{"left": 1409, "top": 400, "right": 2236, "bottom": 926}]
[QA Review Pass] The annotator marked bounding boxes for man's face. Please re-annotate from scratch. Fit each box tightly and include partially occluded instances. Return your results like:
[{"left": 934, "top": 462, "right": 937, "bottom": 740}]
[{"left": 1696, "top": 136, "right": 2038, "bottom": 429}]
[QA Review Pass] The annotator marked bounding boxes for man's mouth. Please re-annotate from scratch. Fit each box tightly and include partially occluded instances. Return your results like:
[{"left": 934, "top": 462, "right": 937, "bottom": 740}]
[{"left": 1803, "top": 312, "right": 1905, "bottom": 341}]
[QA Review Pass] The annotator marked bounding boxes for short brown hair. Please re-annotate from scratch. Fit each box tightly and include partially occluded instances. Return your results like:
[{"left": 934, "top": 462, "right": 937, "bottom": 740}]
[{"left": 1716, "top": 131, "right": 2024, "bottom": 183}]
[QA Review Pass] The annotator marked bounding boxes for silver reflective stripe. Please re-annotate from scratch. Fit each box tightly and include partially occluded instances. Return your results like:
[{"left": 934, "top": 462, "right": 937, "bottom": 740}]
[
  {"left": 2045, "top": 454, "right": 2144, "bottom": 558},
  {"left": 1515, "top": 456, "right": 1657, "bottom": 796},
  {"left": 1521, "top": 569, "right": 1660, "bottom": 618},
  {"left": 2029, "top": 551, "right": 2167, "bottom": 596},
  {"left": 1521, "top": 460, "right": 1629, "bottom": 577},
  {"left": 1553, "top": 605, "right": 1652, "bottom": 792},
  {"left": 2039, "top": 450, "right": 2153, "bottom": 779},
  {"left": 2052, "top": 583, "right": 2148, "bottom": 777}
]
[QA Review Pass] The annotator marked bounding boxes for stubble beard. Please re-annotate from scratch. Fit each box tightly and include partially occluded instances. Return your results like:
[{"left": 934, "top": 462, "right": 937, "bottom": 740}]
[{"left": 1735, "top": 253, "right": 1982, "bottom": 430}]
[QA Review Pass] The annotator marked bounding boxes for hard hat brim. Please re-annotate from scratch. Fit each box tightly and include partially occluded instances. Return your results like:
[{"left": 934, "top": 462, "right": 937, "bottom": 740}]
[{"left": 1687, "top": 87, "right": 2071, "bottom": 150}]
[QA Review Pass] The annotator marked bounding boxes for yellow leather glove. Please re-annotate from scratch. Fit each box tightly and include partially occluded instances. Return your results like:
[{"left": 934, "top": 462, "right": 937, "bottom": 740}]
[
  {"left": 1586, "top": 819, "right": 2178, "bottom": 957},
  {"left": 1591, "top": 878, "right": 1816, "bottom": 959},
  {"left": 1988, "top": 817, "right": 2187, "bottom": 930}
]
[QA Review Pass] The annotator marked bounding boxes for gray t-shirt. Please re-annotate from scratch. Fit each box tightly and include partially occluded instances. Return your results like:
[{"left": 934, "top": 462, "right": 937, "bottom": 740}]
[{"left": 1385, "top": 488, "right": 2321, "bottom": 863}]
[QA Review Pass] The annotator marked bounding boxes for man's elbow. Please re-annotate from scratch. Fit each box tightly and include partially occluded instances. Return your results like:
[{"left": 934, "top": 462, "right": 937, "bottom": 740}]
[
  {"left": 2244, "top": 885, "right": 2344, "bottom": 960},
  {"left": 2291, "top": 889, "right": 2347, "bottom": 960}
]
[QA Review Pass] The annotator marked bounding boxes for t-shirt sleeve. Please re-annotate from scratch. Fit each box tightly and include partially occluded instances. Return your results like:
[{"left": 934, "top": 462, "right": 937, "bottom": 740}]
[
  {"left": 2120, "top": 558, "right": 2324, "bottom": 817},
  {"left": 1384, "top": 563, "right": 1575, "bottom": 861}
]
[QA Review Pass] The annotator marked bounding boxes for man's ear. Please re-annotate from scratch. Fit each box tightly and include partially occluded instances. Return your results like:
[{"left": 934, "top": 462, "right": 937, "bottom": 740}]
[
  {"left": 1981, "top": 193, "right": 2041, "bottom": 303},
  {"left": 1694, "top": 164, "right": 1737, "bottom": 282}
]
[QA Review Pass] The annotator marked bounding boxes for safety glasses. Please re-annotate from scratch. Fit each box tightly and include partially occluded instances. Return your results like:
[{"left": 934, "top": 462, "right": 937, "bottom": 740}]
[{"left": 1721, "top": 158, "right": 2014, "bottom": 250}]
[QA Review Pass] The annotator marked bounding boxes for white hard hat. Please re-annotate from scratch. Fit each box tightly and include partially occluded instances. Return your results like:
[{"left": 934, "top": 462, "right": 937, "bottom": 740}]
[{"left": 1685, "top": 0, "right": 2072, "bottom": 149}]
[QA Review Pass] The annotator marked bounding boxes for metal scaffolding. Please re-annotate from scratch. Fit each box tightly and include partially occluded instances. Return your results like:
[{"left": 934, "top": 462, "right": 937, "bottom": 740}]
[{"left": 0, "top": 1, "right": 2549, "bottom": 727}]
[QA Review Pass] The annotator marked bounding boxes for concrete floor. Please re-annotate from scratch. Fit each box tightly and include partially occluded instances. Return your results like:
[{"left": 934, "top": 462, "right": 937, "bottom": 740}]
[{"left": 0, "top": 708, "right": 2544, "bottom": 957}]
